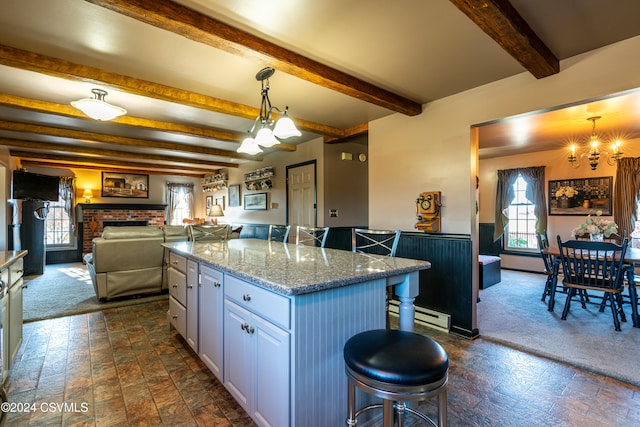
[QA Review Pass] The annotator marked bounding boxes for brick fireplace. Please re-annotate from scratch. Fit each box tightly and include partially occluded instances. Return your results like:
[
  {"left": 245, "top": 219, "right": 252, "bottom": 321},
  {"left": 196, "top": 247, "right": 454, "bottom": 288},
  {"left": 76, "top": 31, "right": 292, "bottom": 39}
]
[{"left": 80, "top": 203, "right": 167, "bottom": 256}]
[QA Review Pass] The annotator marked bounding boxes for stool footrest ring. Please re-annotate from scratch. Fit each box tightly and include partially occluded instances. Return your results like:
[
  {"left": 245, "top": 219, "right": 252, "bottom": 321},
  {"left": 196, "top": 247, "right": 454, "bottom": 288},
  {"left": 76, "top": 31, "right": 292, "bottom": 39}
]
[{"left": 347, "top": 402, "right": 437, "bottom": 427}]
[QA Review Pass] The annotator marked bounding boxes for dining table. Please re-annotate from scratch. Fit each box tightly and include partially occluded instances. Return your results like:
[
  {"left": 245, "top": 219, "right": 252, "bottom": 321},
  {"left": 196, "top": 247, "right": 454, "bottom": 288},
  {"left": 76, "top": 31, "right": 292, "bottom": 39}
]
[{"left": 543, "top": 243, "right": 640, "bottom": 327}]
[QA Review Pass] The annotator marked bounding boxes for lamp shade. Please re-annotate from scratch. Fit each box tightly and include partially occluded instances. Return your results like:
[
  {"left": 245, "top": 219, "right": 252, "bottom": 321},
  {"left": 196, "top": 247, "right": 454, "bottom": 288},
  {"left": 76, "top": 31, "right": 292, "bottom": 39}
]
[
  {"left": 255, "top": 127, "right": 280, "bottom": 147},
  {"left": 82, "top": 189, "right": 93, "bottom": 199},
  {"left": 273, "top": 115, "right": 301, "bottom": 139},
  {"left": 207, "top": 204, "right": 224, "bottom": 217},
  {"left": 237, "top": 136, "right": 263, "bottom": 154}
]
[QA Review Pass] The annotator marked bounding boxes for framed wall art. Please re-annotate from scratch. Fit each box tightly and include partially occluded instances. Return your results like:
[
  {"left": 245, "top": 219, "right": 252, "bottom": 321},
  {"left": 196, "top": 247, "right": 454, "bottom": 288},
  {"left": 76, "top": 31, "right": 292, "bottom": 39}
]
[
  {"left": 548, "top": 176, "right": 612, "bottom": 216},
  {"left": 206, "top": 195, "right": 213, "bottom": 211},
  {"left": 244, "top": 192, "right": 268, "bottom": 211},
  {"left": 102, "top": 172, "right": 149, "bottom": 198},
  {"left": 228, "top": 184, "right": 241, "bottom": 207}
]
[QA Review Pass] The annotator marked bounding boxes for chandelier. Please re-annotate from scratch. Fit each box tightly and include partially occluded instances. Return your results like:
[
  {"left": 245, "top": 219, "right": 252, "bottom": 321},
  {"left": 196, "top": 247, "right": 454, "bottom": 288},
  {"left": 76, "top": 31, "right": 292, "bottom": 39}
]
[
  {"left": 71, "top": 88, "right": 127, "bottom": 121},
  {"left": 237, "top": 67, "right": 301, "bottom": 155},
  {"left": 568, "top": 116, "right": 623, "bottom": 170}
]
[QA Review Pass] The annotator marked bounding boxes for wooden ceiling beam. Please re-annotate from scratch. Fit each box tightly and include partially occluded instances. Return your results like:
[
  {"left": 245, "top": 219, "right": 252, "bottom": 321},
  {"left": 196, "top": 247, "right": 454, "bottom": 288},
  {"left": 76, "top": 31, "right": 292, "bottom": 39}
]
[
  {"left": 84, "top": 0, "right": 422, "bottom": 116},
  {"left": 11, "top": 150, "right": 215, "bottom": 175},
  {"left": 449, "top": 0, "right": 559, "bottom": 78},
  {"left": 19, "top": 159, "right": 204, "bottom": 178},
  {"left": 0, "top": 138, "right": 239, "bottom": 169},
  {"left": 0, "top": 120, "right": 260, "bottom": 160},
  {"left": 324, "top": 123, "right": 369, "bottom": 144},
  {"left": 0, "top": 44, "right": 344, "bottom": 137}
]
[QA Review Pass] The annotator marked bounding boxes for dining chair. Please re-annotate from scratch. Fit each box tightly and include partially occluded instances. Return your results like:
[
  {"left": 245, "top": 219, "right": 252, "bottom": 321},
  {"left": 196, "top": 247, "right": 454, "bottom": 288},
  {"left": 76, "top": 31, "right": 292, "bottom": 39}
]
[
  {"left": 556, "top": 236, "right": 629, "bottom": 331},
  {"left": 188, "top": 224, "right": 229, "bottom": 242},
  {"left": 296, "top": 226, "right": 329, "bottom": 247},
  {"left": 536, "top": 233, "right": 559, "bottom": 307},
  {"left": 352, "top": 228, "right": 401, "bottom": 328},
  {"left": 268, "top": 224, "right": 291, "bottom": 243}
]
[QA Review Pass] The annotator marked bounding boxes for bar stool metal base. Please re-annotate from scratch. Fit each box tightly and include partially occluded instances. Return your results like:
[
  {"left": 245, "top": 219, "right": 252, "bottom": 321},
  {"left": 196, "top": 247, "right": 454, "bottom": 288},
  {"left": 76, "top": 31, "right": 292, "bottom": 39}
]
[{"left": 346, "top": 366, "right": 448, "bottom": 427}]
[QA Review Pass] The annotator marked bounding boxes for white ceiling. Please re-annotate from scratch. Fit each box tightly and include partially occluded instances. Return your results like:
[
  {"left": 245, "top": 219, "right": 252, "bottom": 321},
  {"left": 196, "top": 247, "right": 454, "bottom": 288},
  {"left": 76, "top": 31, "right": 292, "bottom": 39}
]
[{"left": 0, "top": 0, "right": 639, "bottom": 175}]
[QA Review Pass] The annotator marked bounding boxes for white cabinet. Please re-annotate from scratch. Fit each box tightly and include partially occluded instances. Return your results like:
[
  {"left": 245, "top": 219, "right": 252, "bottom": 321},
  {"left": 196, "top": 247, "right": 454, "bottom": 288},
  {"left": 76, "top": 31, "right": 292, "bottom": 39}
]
[
  {"left": 185, "top": 259, "right": 198, "bottom": 351},
  {"left": 224, "top": 275, "right": 290, "bottom": 427},
  {"left": 198, "top": 265, "right": 224, "bottom": 381},
  {"left": 7, "top": 257, "right": 24, "bottom": 365},
  {"left": 168, "top": 253, "right": 187, "bottom": 337}
]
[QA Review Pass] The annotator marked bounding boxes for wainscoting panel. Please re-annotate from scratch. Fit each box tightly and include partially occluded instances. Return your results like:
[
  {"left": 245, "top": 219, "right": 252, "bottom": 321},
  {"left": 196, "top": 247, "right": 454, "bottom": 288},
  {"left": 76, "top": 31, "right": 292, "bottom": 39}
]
[{"left": 397, "top": 232, "right": 477, "bottom": 338}]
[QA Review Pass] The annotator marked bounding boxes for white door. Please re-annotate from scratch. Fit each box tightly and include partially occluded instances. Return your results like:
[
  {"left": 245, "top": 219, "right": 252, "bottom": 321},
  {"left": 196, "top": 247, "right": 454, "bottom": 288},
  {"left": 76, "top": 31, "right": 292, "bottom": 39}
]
[{"left": 288, "top": 163, "right": 316, "bottom": 241}]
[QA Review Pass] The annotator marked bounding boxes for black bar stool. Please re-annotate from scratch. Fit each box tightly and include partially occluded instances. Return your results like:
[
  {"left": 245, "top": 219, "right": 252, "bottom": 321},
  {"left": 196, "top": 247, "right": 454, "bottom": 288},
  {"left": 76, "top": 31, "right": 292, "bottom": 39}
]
[{"left": 344, "top": 329, "right": 449, "bottom": 426}]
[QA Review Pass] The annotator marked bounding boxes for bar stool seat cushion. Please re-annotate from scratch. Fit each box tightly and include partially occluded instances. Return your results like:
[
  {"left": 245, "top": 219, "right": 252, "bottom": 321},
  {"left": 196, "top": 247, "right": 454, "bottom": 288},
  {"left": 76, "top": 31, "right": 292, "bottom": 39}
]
[{"left": 344, "top": 329, "right": 449, "bottom": 386}]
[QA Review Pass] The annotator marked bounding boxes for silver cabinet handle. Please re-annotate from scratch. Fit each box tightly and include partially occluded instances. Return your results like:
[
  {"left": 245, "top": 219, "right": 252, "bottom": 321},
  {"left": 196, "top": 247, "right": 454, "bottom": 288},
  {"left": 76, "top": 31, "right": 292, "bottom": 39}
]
[
  {"left": 172, "top": 284, "right": 178, "bottom": 288},
  {"left": 243, "top": 294, "right": 251, "bottom": 301},
  {"left": 187, "top": 284, "right": 194, "bottom": 288},
  {"left": 171, "top": 314, "right": 178, "bottom": 319},
  {"left": 240, "top": 323, "right": 254, "bottom": 334},
  {"left": 172, "top": 260, "right": 179, "bottom": 264},
  {"left": 214, "top": 281, "right": 221, "bottom": 287}
]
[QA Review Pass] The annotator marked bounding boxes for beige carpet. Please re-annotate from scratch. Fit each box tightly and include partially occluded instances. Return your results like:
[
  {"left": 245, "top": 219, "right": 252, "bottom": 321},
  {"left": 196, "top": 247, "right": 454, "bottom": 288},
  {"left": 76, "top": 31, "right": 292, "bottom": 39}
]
[
  {"left": 22, "top": 262, "right": 168, "bottom": 323},
  {"left": 478, "top": 269, "right": 640, "bottom": 387}
]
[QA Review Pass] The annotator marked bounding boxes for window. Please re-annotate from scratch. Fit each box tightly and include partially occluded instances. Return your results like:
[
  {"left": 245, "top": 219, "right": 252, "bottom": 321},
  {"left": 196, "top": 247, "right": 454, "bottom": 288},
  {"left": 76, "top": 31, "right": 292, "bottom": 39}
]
[
  {"left": 167, "top": 184, "right": 194, "bottom": 225},
  {"left": 632, "top": 201, "right": 640, "bottom": 249},
  {"left": 505, "top": 175, "right": 538, "bottom": 251},
  {"left": 45, "top": 198, "right": 74, "bottom": 248}
]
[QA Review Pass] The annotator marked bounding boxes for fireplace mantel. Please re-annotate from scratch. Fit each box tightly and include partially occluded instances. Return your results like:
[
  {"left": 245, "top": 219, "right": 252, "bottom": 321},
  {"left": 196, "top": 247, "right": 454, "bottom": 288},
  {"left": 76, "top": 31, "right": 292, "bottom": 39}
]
[{"left": 79, "top": 203, "right": 167, "bottom": 210}]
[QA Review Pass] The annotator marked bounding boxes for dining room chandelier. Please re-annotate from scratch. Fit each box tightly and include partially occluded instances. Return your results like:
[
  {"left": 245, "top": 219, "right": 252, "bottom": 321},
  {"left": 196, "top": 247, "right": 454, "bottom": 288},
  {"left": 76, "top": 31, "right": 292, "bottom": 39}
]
[
  {"left": 70, "top": 88, "right": 127, "bottom": 121},
  {"left": 568, "top": 116, "right": 623, "bottom": 170},
  {"left": 236, "top": 67, "right": 301, "bottom": 155}
]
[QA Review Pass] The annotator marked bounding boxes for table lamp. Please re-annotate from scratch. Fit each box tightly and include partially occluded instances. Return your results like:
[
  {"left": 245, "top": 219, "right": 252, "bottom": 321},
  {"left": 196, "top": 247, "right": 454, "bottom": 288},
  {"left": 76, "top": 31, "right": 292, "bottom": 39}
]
[
  {"left": 207, "top": 204, "right": 224, "bottom": 225},
  {"left": 83, "top": 189, "right": 94, "bottom": 203}
]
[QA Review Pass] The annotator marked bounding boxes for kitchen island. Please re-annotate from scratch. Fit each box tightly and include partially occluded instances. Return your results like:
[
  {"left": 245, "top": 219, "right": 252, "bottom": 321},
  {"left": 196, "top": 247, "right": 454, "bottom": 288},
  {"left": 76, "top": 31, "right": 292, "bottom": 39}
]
[{"left": 163, "top": 239, "right": 430, "bottom": 427}]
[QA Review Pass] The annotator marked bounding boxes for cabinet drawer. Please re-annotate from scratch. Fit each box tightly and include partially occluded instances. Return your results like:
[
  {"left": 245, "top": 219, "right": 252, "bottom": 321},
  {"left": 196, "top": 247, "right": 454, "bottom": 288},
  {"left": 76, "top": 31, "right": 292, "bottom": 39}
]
[
  {"left": 9, "top": 258, "right": 24, "bottom": 286},
  {"left": 168, "top": 296, "right": 186, "bottom": 338},
  {"left": 169, "top": 253, "right": 187, "bottom": 273},
  {"left": 168, "top": 267, "right": 186, "bottom": 306},
  {"left": 225, "top": 275, "right": 290, "bottom": 329}
]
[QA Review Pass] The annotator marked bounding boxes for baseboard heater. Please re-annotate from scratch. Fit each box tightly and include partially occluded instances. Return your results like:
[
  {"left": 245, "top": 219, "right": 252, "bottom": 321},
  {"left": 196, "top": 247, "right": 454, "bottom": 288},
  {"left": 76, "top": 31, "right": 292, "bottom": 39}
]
[{"left": 389, "top": 301, "right": 451, "bottom": 333}]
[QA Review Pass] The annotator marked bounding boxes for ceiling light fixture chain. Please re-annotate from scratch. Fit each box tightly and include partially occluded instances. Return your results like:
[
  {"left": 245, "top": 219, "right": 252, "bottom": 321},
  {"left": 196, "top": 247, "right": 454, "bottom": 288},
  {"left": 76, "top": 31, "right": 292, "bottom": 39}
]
[
  {"left": 568, "top": 116, "right": 623, "bottom": 170},
  {"left": 237, "top": 67, "right": 301, "bottom": 155}
]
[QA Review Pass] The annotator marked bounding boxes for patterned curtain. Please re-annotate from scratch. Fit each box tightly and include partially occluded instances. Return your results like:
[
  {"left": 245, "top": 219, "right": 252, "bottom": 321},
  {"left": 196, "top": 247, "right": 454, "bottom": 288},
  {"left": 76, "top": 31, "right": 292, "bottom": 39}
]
[
  {"left": 59, "top": 176, "right": 76, "bottom": 234},
  {"left": 613, "top": 157, "right": 640, "bottom": 239},
  {"left": 166, "top": 182, "right": 194, "bottom": 225},
  {"left": 493, "top": 166, "right": 546, "bottom": 242}
]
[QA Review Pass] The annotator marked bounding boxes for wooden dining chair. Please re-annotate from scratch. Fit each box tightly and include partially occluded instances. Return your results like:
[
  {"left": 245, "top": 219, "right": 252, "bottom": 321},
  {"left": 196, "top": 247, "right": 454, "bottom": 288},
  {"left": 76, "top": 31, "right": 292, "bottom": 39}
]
[
  {"left": 268, "top": 224, "right": 291, "bottom": 243},
  {"left": 556, "top": 236, "right": 629, "bottom": 331},
  {"left": 536, "top": 233, "right": 559, "bottom": 307},
  {"left": 296, "top": 226, "right": 329, "bottom": 247}
]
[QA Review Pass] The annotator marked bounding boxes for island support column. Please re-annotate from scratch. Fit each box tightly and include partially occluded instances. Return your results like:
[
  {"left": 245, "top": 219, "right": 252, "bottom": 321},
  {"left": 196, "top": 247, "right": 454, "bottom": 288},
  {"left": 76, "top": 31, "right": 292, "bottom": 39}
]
[{"left": 389, "top": 271, "right": 420, "bottom": 331}]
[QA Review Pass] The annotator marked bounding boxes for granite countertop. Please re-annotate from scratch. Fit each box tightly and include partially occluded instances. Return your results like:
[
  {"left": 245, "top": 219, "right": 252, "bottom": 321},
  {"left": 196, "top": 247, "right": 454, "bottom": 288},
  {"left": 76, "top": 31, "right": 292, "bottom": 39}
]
[
  {"left": 163, "top": 239, "right": 430, "bottom": 296},
  {"left": 0, "top": 250, "right": 28, "bottom": 271}
]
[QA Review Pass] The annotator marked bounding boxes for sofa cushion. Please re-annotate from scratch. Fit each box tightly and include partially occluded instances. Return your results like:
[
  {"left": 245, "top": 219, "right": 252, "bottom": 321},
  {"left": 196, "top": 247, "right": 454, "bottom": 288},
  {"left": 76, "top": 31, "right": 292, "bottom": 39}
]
[{"left": 102, "top": 225, "right": 164, "bottom": 240}]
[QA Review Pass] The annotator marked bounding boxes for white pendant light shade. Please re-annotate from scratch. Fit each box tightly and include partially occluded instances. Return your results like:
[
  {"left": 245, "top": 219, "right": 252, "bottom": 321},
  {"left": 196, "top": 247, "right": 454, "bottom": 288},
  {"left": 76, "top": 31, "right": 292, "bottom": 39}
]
[
  {"left": 71, "top": 89, "right": 127, "bottom": 121},
  {"left": 273, "top": 115, "right": 301, "bottom": 139},
  {"left": 255, "top": 127, "right": 280, "bottom": 147},
  {"left": 237, "top": 136, "right": 263, "bottom": 154}
]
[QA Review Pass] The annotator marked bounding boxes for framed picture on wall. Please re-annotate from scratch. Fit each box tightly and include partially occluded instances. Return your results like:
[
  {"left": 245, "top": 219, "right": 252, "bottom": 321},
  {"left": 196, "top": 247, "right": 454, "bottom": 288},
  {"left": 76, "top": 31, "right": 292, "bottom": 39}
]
[
  {"left": 228, "top": 184, "right": 241, "bottom": 207},
  {"left": 548, "top": 176, "right": 612, "bottom": 216},
  {"left": 101, "top": 172, "right": 149, "bottom": 198},
  {"left": 244, "top": 192, "right": 268, "bottom": 210},
  {"left": 206, "top": 195, "right": 213, "bottom": 210}
]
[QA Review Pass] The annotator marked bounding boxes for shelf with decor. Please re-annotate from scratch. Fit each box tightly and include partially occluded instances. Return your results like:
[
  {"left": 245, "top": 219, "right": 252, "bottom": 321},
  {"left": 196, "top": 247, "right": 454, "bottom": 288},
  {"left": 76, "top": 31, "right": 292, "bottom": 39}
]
[
  {"left": 202, "top": 173, "right": 228, "bottom": 192},
  {"left": 244, "top": 166, "right": 274, "bottom": 191}
]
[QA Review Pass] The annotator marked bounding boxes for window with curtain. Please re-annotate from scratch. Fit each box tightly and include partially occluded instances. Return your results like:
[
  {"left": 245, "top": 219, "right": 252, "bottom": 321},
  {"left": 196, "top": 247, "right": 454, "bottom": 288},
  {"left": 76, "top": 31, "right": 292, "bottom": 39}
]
[
  {"left": 614, "top": 157, "right": 640, "bottom": 248},
  {"left": 493, "top": 166, "right": 547, "bottom": 250},
  {"left": 166, "top": 183, "right": 194, "bottom": 225},
  {"left": 505, "top": 175, "right": 538, "bottom": 250},
  {"left": 45, "top": 176, "right": 75, "bottom": 249}
]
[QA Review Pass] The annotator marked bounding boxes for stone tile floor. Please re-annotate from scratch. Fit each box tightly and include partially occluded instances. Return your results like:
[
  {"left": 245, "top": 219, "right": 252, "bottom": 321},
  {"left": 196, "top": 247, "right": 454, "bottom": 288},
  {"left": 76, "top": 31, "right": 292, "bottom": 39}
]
[{"left": 5, "top": 300, "right": 640, "bottom": 426}]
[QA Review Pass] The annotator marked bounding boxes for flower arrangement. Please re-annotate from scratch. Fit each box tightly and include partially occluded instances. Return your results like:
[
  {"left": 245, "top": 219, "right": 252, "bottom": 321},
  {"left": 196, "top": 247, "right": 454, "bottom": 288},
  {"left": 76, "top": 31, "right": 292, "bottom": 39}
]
[
  {"left": 555, "top": 186, "right": 577, "bottom": 198},
  {"left": 572, "top": 210, "right": 618, "bottom": 237}
]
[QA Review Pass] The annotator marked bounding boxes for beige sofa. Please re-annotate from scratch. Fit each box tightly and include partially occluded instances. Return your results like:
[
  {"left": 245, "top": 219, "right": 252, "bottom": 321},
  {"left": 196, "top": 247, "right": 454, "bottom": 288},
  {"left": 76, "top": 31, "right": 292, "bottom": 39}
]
[{"left": 84, "top": 225, "right": 189, "bottom": 301}]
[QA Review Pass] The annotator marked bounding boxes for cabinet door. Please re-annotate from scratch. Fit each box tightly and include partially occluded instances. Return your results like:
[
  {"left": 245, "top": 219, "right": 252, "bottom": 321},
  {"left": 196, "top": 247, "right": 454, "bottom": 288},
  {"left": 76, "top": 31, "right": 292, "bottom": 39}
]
[
  {"left": 199, "top": 266, "right": 223, "bottom": 381},
  {"left": 185, "top": 260, "right": 198, "bottom": 351},
  {"left": 168, "top": 267, "right": 186, "bottom": 306},
  {"left": 224, "top": 300, "right": 252, "bottom": 412},
  {"left": 253, "top": 315, "right": 290, "bottom": 427},
  {"left": 8, "top": 278, "right": 23, "bottom": 365}
]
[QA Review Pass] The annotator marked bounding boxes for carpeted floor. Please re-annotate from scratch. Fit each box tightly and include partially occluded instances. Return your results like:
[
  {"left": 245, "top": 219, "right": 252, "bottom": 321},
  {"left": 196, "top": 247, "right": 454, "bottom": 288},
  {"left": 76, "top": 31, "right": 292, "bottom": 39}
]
[
  {"left": 478, "top": 269, "right": 640, "bottom": 387},
  {"left": 22, "top": 262, "right": 168, "bottom": 323}
]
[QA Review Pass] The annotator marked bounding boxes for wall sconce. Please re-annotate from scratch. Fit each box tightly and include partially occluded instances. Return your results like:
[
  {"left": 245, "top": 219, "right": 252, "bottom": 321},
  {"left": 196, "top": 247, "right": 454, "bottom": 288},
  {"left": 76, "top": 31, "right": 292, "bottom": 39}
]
[{"left": 83, "top": 189, "right": 94, "bottom": 203}]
